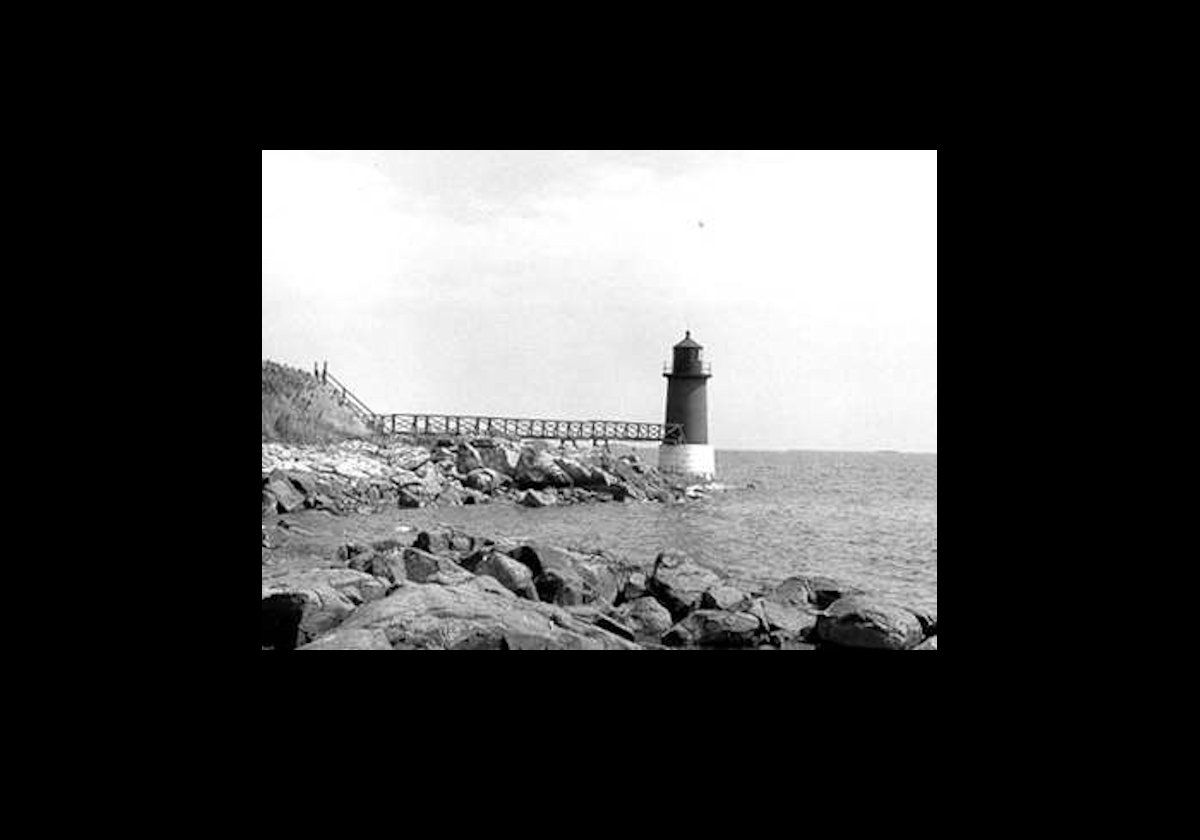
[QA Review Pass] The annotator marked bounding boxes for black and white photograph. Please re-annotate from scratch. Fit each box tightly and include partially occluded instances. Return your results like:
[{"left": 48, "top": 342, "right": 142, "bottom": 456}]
[{"left": 261, "top": 149, "right": 937, "bottom": 651}]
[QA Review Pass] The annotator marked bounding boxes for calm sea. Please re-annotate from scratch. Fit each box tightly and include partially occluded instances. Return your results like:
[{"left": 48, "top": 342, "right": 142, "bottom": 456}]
[{"left": 398, "top": 450, "right": 937, "bottom": 612}]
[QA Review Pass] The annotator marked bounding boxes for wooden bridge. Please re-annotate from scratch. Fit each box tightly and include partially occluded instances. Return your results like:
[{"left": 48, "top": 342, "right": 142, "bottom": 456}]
[{"left": 315, "top": 363, "right": 684, "bottom": 444}]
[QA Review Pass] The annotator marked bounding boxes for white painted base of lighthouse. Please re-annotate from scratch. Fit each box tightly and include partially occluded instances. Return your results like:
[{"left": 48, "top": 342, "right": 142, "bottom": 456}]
[{"left": 658, "top": 444, "right": 716, "bottom": 481}]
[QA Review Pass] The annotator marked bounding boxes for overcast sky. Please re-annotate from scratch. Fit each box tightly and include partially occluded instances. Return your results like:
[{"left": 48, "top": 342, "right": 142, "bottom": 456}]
[{"left": 262, "top": 150, "right": 937, "bottom": 452}]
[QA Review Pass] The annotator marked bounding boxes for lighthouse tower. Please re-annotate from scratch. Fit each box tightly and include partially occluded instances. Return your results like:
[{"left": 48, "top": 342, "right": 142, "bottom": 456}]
[{"left": 659, "top": 331, "right": 715, "bottom": 481}]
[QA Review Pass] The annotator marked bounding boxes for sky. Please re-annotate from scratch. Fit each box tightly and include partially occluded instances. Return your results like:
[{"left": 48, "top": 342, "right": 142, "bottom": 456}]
[{"left": 262, "top": 150, "right": 937, "bottom": 452}]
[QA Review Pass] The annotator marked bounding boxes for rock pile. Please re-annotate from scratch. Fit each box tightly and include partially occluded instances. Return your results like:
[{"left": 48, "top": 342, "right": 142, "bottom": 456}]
[
  {"left": 261, "top": 525, "right": 938, "bottom": 651},
  {"left": 262, "top": 438, "right": 692, "bottom": 517}
]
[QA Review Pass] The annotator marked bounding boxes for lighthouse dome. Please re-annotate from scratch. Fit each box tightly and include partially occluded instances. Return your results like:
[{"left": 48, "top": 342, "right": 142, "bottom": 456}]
[{"left": 674, "top": 331, "right": 702, "bottom": 349}]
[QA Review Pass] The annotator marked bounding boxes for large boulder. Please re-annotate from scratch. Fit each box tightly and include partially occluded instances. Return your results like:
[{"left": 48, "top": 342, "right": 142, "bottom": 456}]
[
  {"left": 456, "top": 442, "right": 484, "bottom": 475},
  {"left": 261, "top": 569, "right": 390, "bottom": 649},
  {"left": 297, "top": 629, "right": 394, "bottom": 650},
  {"left": 390, "top": 447, "right": 430, "bottom": 473},
  {"left": 333, "top": 582, "right": 642, "bottom": 649},
  {"left": 505, "top": 544, "right": 616, "bottom": 607},
  {"left": 647, "top": 551, "right": 722, "bottom": 621},
  {"left": 515, "top": 448, "right": 572, "bottom": 489},
  {"left": 815, "top": 596, "right": 925, "bottom": 649},
  {"left": 907, "top": 607, "right": 937, "bottom": 639},
  {"left": 611, "top": 596, "right": 674, "bottom": 639},
  {"left": 756, "top": 598, "right": 819, "bottom": 638},
  {"left": 348, "top": 549, "right": 407, "bottom": 586},
  {"left": 415, "top": 528, "right": 478, "bottom": 557},
  {"left": 402, "top": 548, "right": 473, "bottom": 585},
  {"left": 465, "top": 468, "right": 504, "bottom": 493},
  {"left": 475, "top": 552, "right": 538, "bottom": 600},
  {"left": 767, "top": 575, "right": 867, "bottom": 610},
  {"left": 618, "top": 571, "right": 649, "bottom": 604},
  {"left": 767, "top": 577, "right": 813, "bottom": 608},
  {"left": 601, "top": 457, "right": 648, "bottom": 500},
  {"left": 804, "top": 576, "right": 867, "bottom": 610},
  {"left": 265, "top": 475, "right": 305, "bottom": 513},
  {"left": 662, "top": 610, "right": 763, "bottom": 648},
  {"left": 555, "top": 457, "right": 600, "bottom": 486},
  {"left": 701, "top": 585, "right": 752, "bottom": 612},
  {"left": 575, "top": 559, "right": 626, "bottom": 607},
  {"left": 476, "top": 440, "right": 520, "bottom": 476}
]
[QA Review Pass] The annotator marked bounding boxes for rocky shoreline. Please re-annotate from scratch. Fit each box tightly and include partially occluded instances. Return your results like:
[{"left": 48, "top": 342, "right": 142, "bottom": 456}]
[
  {"left": 261, "top": 521, "right": 938, "bottom": 651},
  {"left": 262, "top": 437, "right": 707, "bottom": 518},
  {"left": 261, "top": 436, "right": 936, "bottom": 651}
]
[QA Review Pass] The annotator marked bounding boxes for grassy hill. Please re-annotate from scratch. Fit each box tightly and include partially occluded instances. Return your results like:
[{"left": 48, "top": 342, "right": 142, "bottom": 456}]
[{"left": 262, "top": 360, "right": 373, "bottom": 443}]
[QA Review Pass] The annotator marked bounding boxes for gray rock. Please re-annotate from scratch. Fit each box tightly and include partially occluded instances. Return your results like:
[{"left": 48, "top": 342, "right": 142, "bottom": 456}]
[
  {"left": 535, "top": 568, "right": 585, "bottom": 606},
  {"left": 815, "top": 596, "right": 925, "bottom": 649},
  {"left": 477, "top": 441, "right": 520, "bottom": 476},
  {"left": 391, "top": 447, "right": 430, "bottom": 472},
  {"left": 466, "top": 575, "right": 518, "bottom": 600},
  {"left": 414, "top": 528, "right": 476, "bottom": 556},
  {"left": 286, "top": 471, "right": 321, "bottom": 498},
  {"left": 456, "top": 442, "right": 484, "bottom": 475},
  {"left": 913, "top": 636, "right": 938, "bottom": 650},
  {"left": 804, "top": 576, "right": 867, "bottom": 610},
  {"left": 612, "top": 596, "right": 674, "bottom": 638},
  {"left": 554, "top": 457, "right": 598, "bottom": 486},
  {"left": 475, "top": 552, "right": 538, "bottom": 600},
  {"left": 767, "top": 576, "right": 813, "bottom": 609},
  {"left": 663, "top": 610, "right": 762, "bottom": 648},
  {"left": 465, "top": 468, "right": 503, "bottom": 493},
  {"left": 266, "top": 477, "right": 305, "bottom": 513},
  {"left": 907, "top": 607, "right": 937, "bottom": 639},
  {"left": 701, "top": 585, "right": 752, "bottom": 612},
  {"left": 297, "top": 629, "right": 394, "bottom": 650},
  {"left": 397, "top": 488, "right": 422, "bottom": 508},
  {"left": 575, "top": 559, "right": 625, "bottom": 606},
  {"left": 515, "top": 448, "right": 572, "bottom": 488},
  {"left": 402, "top": 547, "right": 473, "bottom": 585},
  {"left": 506, "top": 544, "right": 600, "bottom": 606},
  {"left": 517, "top": 489, "right": 557, "bottom": 507},
  {"left": 348, "top": 549, "right": 407, "bottom": 586},
  {"left": 261, "top": 490, "right": 277, "bottom": 517},
  {"left": 334, "top": 582, "right": 642, "bottom": 650},
  {"left": 261, "top": 568, "right": 390, "bottom": 648},
  {"left": 462, "top": 489, "right": 490, "bottom": 505},
  {"left": 648, "top": 551, "right": 722, "bottom": 621},
  {"left": 619, "top": 571, "right": 649, "bottom": 603},
  {"left": 757, "top": 598, "right": 818, "bottom": 638}
]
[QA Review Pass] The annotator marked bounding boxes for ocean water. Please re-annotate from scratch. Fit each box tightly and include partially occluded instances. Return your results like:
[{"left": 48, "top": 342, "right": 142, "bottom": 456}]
[{"left": 398, "top": 450, "right": 937, "bottom": 612}]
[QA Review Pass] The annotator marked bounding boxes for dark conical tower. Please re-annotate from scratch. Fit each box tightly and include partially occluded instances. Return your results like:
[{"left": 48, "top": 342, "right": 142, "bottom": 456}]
[{"left": 659, "top": 331, "right": 715, "bottom": 480}]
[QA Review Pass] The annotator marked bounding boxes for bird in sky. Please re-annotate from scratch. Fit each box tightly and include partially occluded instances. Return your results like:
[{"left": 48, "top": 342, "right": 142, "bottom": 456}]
[{"left": 698, "top": 221, "right": 705, "bottom": 228}]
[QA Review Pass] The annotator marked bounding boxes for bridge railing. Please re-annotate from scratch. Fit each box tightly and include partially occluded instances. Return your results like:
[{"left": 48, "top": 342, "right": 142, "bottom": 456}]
[
  {"left": 377, "top": 414, "right": 685, "bottom": 443},
  {"left": 317, "top": 366, "right": 378, "bottom": 425},
  {"left": 317, "top": 364, "right": 686, "bottom": 443}
]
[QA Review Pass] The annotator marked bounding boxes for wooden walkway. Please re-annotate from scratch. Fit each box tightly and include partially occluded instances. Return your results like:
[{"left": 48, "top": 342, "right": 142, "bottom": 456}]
[
  {"left": 375, "top": 414, "right": 683, "bottom": 443},
  {"left": 314, "top": 364, "right": 684, "bottom": 443}
]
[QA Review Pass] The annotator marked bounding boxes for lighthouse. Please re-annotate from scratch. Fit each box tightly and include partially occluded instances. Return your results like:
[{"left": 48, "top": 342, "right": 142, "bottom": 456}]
[{"left": 659, "top": 331, "right": 715, "bottom": 481}]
